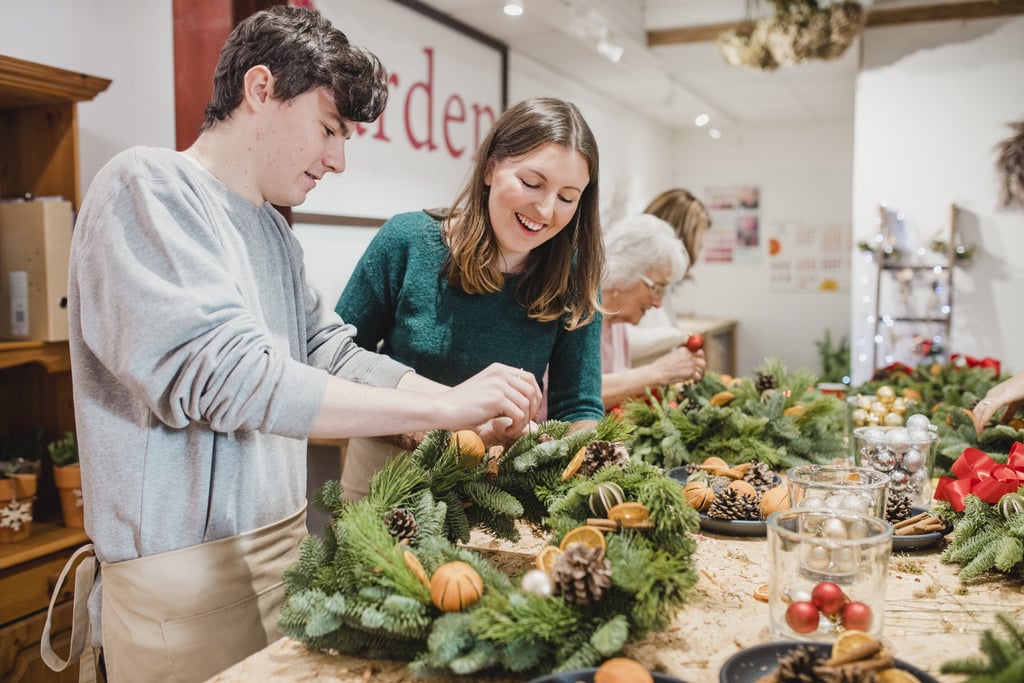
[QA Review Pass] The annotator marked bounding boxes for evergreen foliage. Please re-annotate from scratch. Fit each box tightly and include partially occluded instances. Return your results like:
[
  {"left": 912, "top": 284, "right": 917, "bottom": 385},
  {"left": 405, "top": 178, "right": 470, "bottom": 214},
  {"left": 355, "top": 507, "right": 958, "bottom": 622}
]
[
  {"left": 939, "top": 488, "right": 1024, "bottom": 581},
  {"left": 815, "top": 329, "right": 850, "bottom": 384},
  {"left": 281, "top": 417, "right": 699, "bottom": 677},
  {"left": 941, "top": 613, "right": 1024, "bottom": 683},
  {"left": 621, "top": 358, "right": 847, "bottom": 469}
]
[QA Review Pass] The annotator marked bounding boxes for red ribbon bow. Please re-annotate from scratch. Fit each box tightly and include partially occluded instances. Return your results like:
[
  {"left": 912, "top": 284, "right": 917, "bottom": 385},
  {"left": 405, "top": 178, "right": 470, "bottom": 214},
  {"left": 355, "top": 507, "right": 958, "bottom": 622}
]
[
  {"left": 934, "top": 442, "right": 1024, "bottom": 511},
  {"left": 950, "top": 354, "right": 1002, "bottom": 376}
]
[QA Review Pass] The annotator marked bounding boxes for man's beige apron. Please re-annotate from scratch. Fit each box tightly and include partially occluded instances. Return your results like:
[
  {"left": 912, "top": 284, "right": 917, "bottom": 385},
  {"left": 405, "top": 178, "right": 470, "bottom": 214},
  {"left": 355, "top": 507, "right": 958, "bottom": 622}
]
[
  {"left": 41, "top": 505, "right": 306, "bottom": 683},
  {"left": 340, "top": 437, "right": 405, "bottom": 501}
]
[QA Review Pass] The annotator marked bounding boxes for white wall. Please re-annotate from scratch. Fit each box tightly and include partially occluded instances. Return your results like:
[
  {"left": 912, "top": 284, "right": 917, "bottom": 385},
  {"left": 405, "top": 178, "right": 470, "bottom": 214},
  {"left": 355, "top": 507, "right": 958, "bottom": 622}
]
[
  {"left": 850, "top": 17, "right": 1024, "bottom": 384},
  {"left": 674, "top": 122, "right": 855, "bottom": 377},
  {"left": 0, "top": 1, "right": 175, "bottom": 199}
]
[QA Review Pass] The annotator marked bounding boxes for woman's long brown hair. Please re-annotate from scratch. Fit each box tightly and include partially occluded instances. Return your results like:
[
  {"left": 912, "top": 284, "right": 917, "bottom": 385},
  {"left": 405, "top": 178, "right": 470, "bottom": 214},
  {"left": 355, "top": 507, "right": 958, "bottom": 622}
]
[{"left": 437, "top": 97, "right": 603, "bottom": 330}]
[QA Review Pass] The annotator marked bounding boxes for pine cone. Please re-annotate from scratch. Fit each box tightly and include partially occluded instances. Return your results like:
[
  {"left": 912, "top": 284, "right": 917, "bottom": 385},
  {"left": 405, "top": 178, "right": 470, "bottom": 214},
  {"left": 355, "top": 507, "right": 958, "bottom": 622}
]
[
  {"left": 756, "top": 372, "right": 778, "bottom": 393},
  {"left": 681, "top": 398, "right": 700, "bottom": 413},
  {"left": 776, "top": 645, "right": 823, "bottom": 683},
  {"left": 743, "top": 462, "right": 777, "bottom": 493},
  {"left": 886, "top": 491, "right": 914, "bottom": 524},
  {"left": 707, "top": 487, "right": 760, "bottom": 521},
  {"left": 819, "top": 667, "right": 879, "bottom": 683},
  {"left": 709, "top": 475, "right": 734, "bottom": 492},
  {"left": 550, "top": 543, "right": 612, "bottom": 605},
  {"left": 384, "top": 507, "right": 418, "bottom": 542},
  {"left": 580, "top": 440, "right": 630, "bottom": 477}
]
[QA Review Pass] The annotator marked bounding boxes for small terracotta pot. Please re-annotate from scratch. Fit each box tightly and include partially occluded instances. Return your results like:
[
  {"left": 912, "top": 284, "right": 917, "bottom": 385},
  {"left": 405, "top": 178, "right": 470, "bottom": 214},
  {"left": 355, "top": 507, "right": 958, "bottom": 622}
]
[
  {"left": 0, "top": 473, "right": 38, "bottom": 542},
  {"left": 53, "top": 463, "right": 85, "bottom": 529}
]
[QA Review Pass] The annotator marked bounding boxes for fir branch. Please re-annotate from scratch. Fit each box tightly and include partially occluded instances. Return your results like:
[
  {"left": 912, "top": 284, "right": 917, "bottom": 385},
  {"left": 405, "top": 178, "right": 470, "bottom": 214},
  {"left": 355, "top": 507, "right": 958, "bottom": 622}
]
[
  {"left": 590, "top": 614, "right": 631, "bottom": 657},
  {"left": 941, "top": 613, "right": 1024, "bottom": 682}
]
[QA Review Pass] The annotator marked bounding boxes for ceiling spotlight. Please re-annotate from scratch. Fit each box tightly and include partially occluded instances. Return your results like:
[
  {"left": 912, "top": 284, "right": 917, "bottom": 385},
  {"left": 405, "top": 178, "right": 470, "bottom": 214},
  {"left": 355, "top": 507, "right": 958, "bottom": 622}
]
[
  {"left": 503, "top": 1, "right": 523, "bottom": 17},
  {"left": 596, "top": 38, "right": 624, "bottom": 63},
  {"left": 709, "top": 128, "right": 722, "bottom": 139},
  {"left": 694, "top": 113, "right": 710, "bottom": 127}
]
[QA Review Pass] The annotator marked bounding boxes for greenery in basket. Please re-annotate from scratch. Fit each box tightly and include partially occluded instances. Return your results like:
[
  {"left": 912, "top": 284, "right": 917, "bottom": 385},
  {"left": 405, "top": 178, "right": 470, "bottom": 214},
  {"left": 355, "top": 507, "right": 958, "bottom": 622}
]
[
  {"left": 0, "top": 428, "right": 44, "bottom": 477},
  {"left": 619, "top": 357, "right": 848, "bottom": 471},
  {"left": 278, "top": 416, "right": 700, "bottom": 677},
  {"left": 941, "top": 612, "right": 1024, "bottom": 682},
  {"left": 47, "top": 431, "right": 79, "bottom": 468}
]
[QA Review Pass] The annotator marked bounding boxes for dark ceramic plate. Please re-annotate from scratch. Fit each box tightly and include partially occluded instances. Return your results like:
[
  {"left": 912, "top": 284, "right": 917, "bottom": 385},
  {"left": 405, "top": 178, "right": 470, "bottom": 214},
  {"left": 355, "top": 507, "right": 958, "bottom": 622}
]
[
  {"left": 528, "top": 668, "right": 688, "bottom": 683},
  {"left": 718, "top": 641, "right": 940, "bottom": 683},
  {"left": 666, "top": 466, "right": 770, "bottom": 537},
  {"left": 698, "top": 514, "right": 767, "bottom": 537},
  {"left": 892, "top": 507, "right": 953, "bottom": 552}
]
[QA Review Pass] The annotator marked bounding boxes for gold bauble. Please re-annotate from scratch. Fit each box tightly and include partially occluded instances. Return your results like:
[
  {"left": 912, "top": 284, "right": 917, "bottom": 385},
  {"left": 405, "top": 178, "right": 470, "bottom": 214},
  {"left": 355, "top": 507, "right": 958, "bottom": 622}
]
[
  {"left": 876, "top": 386, "right": 896, "bottom": 404},
  {"left": 883, "top": 412, "right": 904, "bottom": 426},
  {"left": 851, "top": 408, "right": 869, "bottom": 427}
]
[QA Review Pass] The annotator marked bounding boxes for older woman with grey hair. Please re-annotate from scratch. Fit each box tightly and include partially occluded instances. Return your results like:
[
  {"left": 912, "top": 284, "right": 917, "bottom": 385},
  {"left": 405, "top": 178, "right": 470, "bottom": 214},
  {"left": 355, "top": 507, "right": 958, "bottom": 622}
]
[{"left": 601, "top": 214, "right": 706, "bottom": 409}]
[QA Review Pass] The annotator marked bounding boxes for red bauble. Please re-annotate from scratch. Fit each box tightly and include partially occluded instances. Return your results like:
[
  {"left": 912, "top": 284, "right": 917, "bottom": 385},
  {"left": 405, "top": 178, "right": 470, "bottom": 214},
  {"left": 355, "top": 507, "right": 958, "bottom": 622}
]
[
  {"left": 685, "top": 334, "right": 704, "bottom": 352},
  {"left": 840, "top": 601, "right": 873, "bottom": 631},
  {"left": 785, "top": 601, "right": 820, "bottom": 634},
  {"left": 811, "top": 581, "right": 848, "bottom": 616}
]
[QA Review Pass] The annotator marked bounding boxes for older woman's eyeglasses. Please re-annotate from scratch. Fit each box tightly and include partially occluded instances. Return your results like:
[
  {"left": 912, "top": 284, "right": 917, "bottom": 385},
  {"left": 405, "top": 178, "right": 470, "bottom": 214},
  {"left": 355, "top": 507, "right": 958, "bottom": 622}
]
[{"left": 637, "top": 274, "right": 667, "bottom": 297}]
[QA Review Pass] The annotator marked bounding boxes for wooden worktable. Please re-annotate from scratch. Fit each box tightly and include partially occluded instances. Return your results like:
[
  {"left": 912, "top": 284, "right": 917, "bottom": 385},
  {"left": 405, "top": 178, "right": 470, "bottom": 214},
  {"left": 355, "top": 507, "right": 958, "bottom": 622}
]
[{"left": 207, "top": 522, "right": 1022, "bottom": 683}]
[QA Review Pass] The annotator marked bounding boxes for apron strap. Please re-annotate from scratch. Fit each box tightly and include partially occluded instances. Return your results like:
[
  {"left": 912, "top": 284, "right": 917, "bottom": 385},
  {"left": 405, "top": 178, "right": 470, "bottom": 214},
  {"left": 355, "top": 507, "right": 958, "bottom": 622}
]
[{"left": 40, "top": 543, "right": 100, "bottom": 683}]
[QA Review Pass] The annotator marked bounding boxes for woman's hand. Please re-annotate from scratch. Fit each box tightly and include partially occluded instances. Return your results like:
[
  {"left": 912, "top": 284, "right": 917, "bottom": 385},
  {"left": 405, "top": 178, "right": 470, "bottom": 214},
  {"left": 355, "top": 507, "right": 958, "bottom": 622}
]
[
  {"left": 440, "top": 363, "right": 541, "bottom": 436},
  {"left": 973, "top": 370, "right": 1024, "bottom": 433},
  {"left": 651, "top": 346, "right": 707, "bottom": 385}
]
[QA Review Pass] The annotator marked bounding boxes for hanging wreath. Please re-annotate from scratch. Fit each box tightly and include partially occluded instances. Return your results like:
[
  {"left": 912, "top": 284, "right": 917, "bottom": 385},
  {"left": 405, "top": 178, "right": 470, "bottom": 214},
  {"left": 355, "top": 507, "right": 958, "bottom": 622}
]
[
  {"left": 996, "top": 119, "right": 1024, "bottom": 209},
  {"left": 717, "top": 0, "right": 865, "bottom": 70},
  {"left": 279, "top": 416, "right": 700, "bottom": 677}
]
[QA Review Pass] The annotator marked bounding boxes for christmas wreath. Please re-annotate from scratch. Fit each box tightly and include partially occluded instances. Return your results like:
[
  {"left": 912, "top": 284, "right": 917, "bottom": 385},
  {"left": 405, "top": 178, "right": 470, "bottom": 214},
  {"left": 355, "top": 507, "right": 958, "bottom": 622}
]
[
  {"left": 620, "top": 358, "right": 848, "bottom": 471},
  {"left": 279, "top": 416, "right": 700, "bottom": 677}
]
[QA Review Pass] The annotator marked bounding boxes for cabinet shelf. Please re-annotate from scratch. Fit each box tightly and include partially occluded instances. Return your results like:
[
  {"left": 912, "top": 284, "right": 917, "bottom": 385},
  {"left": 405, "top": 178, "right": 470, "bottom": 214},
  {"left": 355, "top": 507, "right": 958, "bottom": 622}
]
[
  {"left": 0, "top": 340, "right": 71, "bottom": 373},
  {"left": 881, "top": 316, "right": 950, "bottom": 324},
  {"left": 870, "top": 204, "right": 962, "bottom": 373}
]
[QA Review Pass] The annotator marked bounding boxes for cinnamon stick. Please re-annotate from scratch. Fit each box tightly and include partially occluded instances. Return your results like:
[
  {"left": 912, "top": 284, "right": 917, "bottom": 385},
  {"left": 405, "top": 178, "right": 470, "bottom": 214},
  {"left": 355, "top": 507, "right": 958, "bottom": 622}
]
[{"left": 893, "top": 511, "right": 931, "bottom": 529}]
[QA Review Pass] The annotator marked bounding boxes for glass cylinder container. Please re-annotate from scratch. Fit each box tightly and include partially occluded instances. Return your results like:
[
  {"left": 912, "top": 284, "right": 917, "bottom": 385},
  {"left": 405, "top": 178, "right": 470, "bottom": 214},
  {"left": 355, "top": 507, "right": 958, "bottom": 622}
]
[
  {"left": 787, "top": 465, "right": 890, "bottom": 518},
  {"left": 853, "top": 421, "right": 938, "bottom": 507}
]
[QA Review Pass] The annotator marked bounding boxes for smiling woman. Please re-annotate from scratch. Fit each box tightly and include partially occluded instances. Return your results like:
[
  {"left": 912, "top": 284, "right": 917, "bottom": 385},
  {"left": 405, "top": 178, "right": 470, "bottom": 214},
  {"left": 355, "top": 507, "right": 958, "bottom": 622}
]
[{"left": 334, "top": 96, "right": 607, "bottom": 501}]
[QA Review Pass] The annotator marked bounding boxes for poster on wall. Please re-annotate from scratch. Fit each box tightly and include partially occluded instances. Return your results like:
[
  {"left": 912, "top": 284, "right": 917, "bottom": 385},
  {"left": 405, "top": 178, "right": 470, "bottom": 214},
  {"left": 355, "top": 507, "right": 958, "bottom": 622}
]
[
  {"left": 702, "top": 185, "right": 760, "bottom": 264},
  {"left": 766, "top": 222, "right": 851, "bottom": 291},
  {"left": 296, "top": 0, "right": 507, "bottom": 223}
]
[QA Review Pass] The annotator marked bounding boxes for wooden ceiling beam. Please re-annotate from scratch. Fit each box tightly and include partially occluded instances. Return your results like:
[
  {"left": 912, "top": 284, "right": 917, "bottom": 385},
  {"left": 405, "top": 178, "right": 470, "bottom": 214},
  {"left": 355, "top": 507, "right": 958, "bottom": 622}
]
[{"left": 646, "top": 0, "right": 1024, "bottom": 46}]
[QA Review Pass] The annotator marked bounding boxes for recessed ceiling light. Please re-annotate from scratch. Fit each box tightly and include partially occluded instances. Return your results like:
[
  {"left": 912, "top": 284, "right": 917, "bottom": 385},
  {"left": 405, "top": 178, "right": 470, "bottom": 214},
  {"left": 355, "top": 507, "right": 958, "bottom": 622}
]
[
  {"left": 504, "top": 1, "right": 523, "bottom": 17},
  {"left": 694, "top": 113, "right": 710, "bottom": 127},
  {"left": 709, "top": 128, "right": 722, "bottom": 139}
]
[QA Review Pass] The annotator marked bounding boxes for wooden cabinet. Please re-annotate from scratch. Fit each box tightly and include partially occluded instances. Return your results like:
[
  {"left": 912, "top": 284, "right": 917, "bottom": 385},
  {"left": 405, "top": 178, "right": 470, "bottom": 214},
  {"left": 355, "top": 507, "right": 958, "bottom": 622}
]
[{"left": 1, "top": 55, "right": 109, "bottom": 683}]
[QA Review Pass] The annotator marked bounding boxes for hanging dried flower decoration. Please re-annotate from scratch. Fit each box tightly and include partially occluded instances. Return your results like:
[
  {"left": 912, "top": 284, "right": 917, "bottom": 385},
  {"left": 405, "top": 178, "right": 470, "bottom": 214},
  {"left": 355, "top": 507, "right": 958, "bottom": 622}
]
[
  {"left": 717, "top": 0, "right": 865, "bottom": 71},
  {"left": 996, "top": 120, "right": 1024, "bottom": 209}
]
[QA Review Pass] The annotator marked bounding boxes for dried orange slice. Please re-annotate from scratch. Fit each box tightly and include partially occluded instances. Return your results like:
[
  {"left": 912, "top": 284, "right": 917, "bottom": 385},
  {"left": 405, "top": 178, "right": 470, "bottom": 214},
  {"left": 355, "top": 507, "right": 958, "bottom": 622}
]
[
  {"left": 560, "top": 446, "right": 586, "bottom": 481},
  {"left": 535, "top": 545, "right": 563, "bottom": 574},
  {"left": 607, "top": 502, "right": 651, "bottom": 524},
  {"left": 877, "top": 670, "right": 921, "bottom": 683},
  {"left": 559, "top": 525, "right": 606, "bottom": 553},
  {"left": 402, "top": 549, "right": 431, "bottom": 588},
  {"left": 831, "top": 629, "right": 878, "bottom": 661}
]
